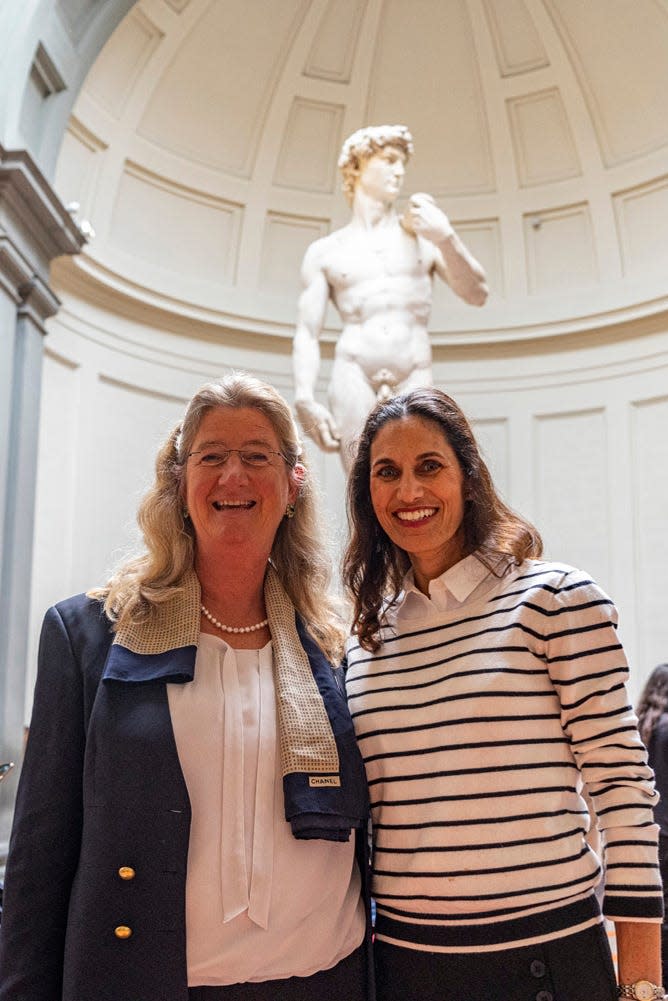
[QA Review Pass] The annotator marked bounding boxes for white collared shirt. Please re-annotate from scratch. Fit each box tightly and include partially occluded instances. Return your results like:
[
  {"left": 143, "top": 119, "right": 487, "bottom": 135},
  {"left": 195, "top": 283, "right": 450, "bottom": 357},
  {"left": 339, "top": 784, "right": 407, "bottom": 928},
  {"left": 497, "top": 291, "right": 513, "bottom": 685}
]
[
  {"left": 391, "top": 552, "right": 494, "bottom": 622},
  {"left": 167, "top": 634, "right": 364, "bottom": 985}
]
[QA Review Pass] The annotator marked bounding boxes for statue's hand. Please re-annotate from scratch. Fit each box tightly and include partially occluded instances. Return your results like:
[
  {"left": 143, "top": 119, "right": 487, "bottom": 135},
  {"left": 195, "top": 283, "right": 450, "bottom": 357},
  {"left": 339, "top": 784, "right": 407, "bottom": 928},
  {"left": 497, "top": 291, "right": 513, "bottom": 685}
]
[
  {"left": 403, "top": 193, "right": 455, "bottom": 244},
  {"left": 294, "top": 398, "right": 341, "bottom": 452}
]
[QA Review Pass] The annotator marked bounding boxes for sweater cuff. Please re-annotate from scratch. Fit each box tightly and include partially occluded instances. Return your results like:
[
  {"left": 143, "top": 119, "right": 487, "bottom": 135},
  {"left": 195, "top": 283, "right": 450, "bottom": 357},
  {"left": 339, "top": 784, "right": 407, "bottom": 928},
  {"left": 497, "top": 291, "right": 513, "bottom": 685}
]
[{"left": 603, "top": 894, "right": 664, "bottom": 921}]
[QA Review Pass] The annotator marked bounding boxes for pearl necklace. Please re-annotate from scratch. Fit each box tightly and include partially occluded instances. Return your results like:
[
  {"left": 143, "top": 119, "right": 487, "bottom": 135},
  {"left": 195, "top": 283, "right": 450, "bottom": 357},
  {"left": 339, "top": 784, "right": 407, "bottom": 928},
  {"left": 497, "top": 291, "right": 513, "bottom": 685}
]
[{"left": 200, "top": 603, "right": 268, "bottom": 634}]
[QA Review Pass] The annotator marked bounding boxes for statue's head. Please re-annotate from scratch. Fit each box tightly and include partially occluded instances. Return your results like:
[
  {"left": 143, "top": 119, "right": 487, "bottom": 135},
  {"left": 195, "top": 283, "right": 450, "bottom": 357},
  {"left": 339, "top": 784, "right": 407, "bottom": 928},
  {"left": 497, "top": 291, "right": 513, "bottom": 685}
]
[{"left": 338, "top": 124, "right": 414, "bottom": 203}]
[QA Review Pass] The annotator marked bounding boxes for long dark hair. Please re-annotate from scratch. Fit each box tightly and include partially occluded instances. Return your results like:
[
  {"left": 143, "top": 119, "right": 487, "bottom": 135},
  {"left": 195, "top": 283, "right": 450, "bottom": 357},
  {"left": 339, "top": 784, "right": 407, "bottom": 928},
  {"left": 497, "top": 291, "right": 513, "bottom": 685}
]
[
  {"left": 637, "top": 663, "right": 668, "bottom": 746},
  {"left": 343, "top": 388, "right": 542, "bottom": 651}
]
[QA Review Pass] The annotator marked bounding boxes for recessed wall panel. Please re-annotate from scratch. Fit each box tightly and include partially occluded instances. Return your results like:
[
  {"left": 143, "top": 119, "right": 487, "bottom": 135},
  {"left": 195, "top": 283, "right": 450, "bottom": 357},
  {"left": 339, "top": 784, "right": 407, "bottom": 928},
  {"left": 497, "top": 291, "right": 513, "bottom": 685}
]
[
  {"left": 545, "top": 0, "right": 668, "bottom": 164},
  {"left": 30, "top": 351, "right": 80, "bottom": 614},
  {"left": 614, "top": 176, "right": 668, "bottom": 277},
  {"left": 76, "top": 376, "right": 187, "bottom": 588},
  {"left": 482, "top": 0, "right": 549, "bottom": 76},
  {"left": 432, "top": 218, "right": 503, "bottom": 319},
  {"left": 471, "top": 418, "right": 510, "bottom": 500},
  {"left": 55, "top": 117, "right": 107, "bottom": 218},
  {"left": 534, "top": 409, "right": 610, "bottom": 583},
  {"left": 85, "top": 7, "right": 163, "bottom": 119},
  {"left": 261, "top": 212, "right": 329, "bottom": 296},
  {"left": 366, "top": 0, "right": 495, "bottom": 195},
  {"left": 508, "top": 88, "right": 581, "bottom": 187},
  {"left": 631, "top": 396, "right": 668, "bottom": 673},
  {"left": 525, "top": 203, "right": 597, "bottom": 293},
  {"left": 137, "top": 0, "right": 307, "bottom": 175},
  {"left": 304, "top": 0, "right": 365, "bottom": 81},
  {"left": 27, "top": 350, "right": 81, "bottom": 718},
  {"left": 274, "top": 99, "right": 344, "bottom": 192},
  {"left": 109, "top": 163, "right": 242, "bottom": 285}
]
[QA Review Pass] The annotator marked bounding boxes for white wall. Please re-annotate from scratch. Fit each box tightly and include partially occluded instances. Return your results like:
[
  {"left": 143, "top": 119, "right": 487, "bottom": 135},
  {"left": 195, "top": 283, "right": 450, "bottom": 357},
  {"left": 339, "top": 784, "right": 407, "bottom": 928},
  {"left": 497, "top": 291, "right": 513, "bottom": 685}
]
[
  {"left": 27, "top": 286, "right": 668, "bottom": 717},
  {"left": 24, "top": 0, "right": 668, "bottom": 721},
  {"left": 432, "top": 318, "right": 668, "bottom": 697}
]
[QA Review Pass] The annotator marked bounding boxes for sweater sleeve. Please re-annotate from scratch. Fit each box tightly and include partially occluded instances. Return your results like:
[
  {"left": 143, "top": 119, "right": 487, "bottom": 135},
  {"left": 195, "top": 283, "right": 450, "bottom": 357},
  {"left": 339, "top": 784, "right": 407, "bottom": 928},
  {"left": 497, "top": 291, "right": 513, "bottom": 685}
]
[
  {"left": 545, "top": 567, "right": 662, "bottom": 922},
  {"left": 0, "top": 604, "right": 86, "bottom": 1000}
]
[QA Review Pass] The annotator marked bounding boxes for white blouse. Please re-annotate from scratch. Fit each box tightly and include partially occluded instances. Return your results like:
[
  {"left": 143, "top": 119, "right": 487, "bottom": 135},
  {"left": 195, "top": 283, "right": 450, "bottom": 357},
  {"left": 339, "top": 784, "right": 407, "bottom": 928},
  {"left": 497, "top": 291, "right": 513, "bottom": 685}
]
[{"left": 167, "top": 633, "right": 364, "bottom": 986}]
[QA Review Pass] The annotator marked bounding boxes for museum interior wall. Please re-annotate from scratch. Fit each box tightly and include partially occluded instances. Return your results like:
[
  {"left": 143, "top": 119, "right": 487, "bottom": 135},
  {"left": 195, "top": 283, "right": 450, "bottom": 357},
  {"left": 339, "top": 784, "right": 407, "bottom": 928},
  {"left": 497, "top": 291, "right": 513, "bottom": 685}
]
[
  {"left": 0, "top": 0, "right": 134, "bottom": 843},
  {"left": 2, "top": 0, "right": 668, "bottom": 840}
]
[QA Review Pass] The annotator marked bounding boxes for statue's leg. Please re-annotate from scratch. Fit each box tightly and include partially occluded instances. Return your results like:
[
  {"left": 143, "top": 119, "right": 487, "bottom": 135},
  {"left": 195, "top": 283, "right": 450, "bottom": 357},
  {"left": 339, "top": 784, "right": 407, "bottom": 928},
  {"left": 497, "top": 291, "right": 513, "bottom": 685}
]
[
  {"left": 401, "top": 362, "right": 434, "bottom": 391},
  {"left": 328, "top": 360, "right": 376, "bottom": 473}
]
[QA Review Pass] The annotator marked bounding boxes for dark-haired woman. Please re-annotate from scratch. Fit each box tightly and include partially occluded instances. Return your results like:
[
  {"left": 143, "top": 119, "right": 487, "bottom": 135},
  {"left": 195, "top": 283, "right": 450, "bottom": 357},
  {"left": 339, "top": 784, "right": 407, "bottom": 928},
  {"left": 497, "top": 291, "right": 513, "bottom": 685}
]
[
  {"left": 638, "top": 663, "right": 668, "bottom": 988},
  {"left": 343, "top": 387, "right": 663, "bottom": 1001}
]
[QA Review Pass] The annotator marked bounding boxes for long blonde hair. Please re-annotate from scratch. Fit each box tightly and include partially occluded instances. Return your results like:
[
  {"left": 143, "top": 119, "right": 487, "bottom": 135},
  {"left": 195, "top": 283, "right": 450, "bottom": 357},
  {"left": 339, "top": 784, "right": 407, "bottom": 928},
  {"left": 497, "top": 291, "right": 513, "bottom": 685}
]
[{"left": 90, "top": 373, "right": 345, "bottom": 662}]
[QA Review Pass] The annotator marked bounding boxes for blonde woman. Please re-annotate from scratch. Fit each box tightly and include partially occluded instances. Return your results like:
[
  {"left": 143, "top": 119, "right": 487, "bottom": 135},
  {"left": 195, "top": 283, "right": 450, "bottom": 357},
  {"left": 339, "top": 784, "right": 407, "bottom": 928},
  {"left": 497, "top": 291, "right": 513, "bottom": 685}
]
[{"left": 0, "top": 374, "right": 371, "bottom": 1001}]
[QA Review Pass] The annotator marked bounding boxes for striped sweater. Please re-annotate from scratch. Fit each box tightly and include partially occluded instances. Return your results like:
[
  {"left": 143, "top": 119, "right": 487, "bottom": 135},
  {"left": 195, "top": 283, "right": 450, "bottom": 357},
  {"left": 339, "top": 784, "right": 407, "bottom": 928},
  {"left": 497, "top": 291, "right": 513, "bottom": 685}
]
[{"left": 345, "top": 558, "right": 662, "bottom": 952}]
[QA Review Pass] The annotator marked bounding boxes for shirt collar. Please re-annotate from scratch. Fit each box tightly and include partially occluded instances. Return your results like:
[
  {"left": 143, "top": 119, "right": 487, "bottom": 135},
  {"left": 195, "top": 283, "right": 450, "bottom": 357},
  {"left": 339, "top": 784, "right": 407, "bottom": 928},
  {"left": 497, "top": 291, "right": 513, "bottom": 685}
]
[{"left": 395, "top": 553, "right": 491, "bottom": 617}]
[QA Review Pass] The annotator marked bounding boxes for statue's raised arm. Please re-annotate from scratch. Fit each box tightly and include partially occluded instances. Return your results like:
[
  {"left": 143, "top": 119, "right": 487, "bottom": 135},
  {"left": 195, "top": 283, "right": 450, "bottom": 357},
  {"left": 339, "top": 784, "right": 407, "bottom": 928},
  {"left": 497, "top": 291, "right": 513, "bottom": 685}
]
[
  {"left": 291, "top": 124, "right": 488, "bottom": 472},
  {"left": 403, "top": 192, "right": 488, "bottom": 306}
]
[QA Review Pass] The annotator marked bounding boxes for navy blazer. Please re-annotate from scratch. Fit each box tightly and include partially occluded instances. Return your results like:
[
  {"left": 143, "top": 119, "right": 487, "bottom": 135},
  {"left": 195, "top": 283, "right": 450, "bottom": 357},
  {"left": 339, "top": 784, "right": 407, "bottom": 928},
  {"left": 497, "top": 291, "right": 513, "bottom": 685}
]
[{"left": 0, "top": 594, "right": 372, "bottom": 1001}]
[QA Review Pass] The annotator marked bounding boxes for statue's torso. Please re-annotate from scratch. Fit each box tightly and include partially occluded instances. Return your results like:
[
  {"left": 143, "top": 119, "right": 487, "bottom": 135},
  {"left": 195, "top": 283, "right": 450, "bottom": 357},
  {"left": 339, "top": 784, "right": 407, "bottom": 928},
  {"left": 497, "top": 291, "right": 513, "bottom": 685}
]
[{"left": 320, "top": 222, "right": 437, "bottom": 378}]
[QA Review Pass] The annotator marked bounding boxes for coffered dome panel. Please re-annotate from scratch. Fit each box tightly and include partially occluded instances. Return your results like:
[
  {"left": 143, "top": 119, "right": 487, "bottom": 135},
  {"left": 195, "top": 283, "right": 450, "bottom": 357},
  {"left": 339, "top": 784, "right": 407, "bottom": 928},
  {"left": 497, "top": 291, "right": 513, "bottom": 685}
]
[
  {"left": 365, "top": 0, "right": 495, "bottom": 195},
  {"left": 136, "top": 0, "right": 308, "bottom": 175},
  {"left": 53, "top": 0, "right": 668, "bottom": 342},
  {"left": 482, "top": 0, "right": 549, "bottom": 77},
  {"left": 545, "top": 0, "right": 668, "bottom": 165},
  {"left": 304, "top": 0, "right": 364, "bottom": 82}
]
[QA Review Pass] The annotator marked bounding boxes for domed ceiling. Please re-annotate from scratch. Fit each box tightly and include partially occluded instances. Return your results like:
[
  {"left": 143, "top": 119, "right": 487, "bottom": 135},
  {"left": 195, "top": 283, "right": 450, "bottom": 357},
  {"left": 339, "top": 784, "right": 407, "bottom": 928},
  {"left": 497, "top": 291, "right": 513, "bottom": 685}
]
[{"left": 54, "top": 0, "right": 668, "bottom": 343}]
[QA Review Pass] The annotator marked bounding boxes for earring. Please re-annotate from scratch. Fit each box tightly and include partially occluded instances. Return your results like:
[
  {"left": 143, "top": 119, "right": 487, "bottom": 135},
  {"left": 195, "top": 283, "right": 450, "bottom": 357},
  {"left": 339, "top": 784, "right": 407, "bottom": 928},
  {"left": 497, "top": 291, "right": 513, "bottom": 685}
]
[
  {"left": 285, "top": 503, "right": 296, "bottom": 519},
  {"left": 183, "top": 509, "right": 190, "bottom": 521}
]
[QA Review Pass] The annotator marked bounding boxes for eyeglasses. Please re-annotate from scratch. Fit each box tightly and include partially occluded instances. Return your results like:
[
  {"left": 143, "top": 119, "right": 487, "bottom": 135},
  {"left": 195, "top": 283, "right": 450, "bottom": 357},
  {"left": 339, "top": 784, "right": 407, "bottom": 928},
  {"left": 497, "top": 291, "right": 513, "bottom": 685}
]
[{"left": 187, "top": 447, "right": 288, "bottom": 470}]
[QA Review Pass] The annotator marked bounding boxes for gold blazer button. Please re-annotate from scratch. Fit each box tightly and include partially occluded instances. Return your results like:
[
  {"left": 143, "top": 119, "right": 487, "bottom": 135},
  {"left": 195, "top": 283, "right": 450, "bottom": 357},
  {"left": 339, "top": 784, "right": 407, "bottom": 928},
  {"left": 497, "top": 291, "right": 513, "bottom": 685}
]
[
  {"left": 118, "top": 866, "right": 136, "bottom": 880},
  {"left": 114, "top": 925, "right": 132, "bottom": 939}
]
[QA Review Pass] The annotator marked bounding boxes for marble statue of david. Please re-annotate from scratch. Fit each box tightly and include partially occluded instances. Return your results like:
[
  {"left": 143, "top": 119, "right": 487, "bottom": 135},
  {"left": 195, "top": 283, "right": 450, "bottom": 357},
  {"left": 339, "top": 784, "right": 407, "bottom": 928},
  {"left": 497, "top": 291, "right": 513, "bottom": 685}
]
[{"left": 292, "top": 124, "right": 489, "bottom": 472}]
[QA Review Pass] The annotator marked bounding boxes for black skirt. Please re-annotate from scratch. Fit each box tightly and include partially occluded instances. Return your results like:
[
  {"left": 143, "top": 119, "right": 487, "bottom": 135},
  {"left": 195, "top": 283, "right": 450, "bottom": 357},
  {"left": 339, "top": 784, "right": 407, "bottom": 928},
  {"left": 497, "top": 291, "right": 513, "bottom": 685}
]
[{"left": 375, "top": 921, "right": 617, "bottom": 1001}]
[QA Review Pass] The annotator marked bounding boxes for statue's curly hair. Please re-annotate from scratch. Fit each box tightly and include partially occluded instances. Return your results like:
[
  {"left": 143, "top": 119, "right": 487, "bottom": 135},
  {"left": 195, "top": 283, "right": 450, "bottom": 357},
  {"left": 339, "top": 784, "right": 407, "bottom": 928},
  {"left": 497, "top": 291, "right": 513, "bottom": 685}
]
[{"left": 338, "top": 124, "right": 414, "bottom": 202}]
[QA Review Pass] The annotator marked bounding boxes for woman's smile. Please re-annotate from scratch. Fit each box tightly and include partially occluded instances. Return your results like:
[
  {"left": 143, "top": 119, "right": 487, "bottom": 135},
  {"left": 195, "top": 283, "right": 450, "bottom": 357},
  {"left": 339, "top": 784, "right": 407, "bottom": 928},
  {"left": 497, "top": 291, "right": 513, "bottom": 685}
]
[
  {"left": 211, "top": 498, "right": 255, "bottom": 511},
  {"left": 393, "top": 505, "right": 438, "bottom": 524}
]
